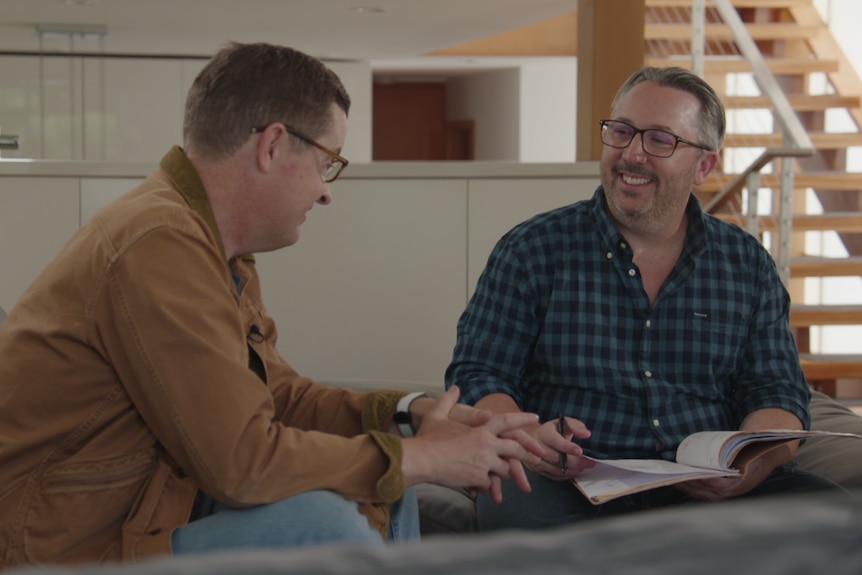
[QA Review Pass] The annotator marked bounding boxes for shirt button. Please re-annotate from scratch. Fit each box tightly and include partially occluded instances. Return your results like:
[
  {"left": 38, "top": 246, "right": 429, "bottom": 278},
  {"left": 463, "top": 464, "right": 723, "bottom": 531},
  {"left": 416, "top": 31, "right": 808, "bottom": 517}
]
[
  {"left": 644, "top": 370, "right": 652, "bottom": 378},
  {"left": 606, "top": 252, "right": 613, "bottom": 260},
  {"left": 620, "top": 242, "right": 627, "bottom": 249},
  {"left": 628, "top": 269, "right": 636, "bottom": 277},
  {"left": 652, "top": 419, "right": 661, "bottom": 427},
  {"left": 645, "top": 319, "right": 651, "bottom": 328}
]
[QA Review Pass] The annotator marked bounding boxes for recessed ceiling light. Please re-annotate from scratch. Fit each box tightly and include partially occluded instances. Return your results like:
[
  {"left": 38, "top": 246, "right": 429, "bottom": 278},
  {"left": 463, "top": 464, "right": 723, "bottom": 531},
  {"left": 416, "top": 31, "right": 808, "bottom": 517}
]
[
  {"left": 350, "top": 6, "right": 384, "bottom": 14},
  {"left": 64, "top": 0, "right": 101, "bottom": 6}
]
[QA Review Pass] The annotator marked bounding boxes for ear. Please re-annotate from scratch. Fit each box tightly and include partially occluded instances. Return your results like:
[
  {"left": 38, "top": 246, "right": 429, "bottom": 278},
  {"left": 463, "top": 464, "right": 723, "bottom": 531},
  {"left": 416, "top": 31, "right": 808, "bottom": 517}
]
[
  {"left": 692, "top": 150, "right": 719, "bottom": 186},
  {"left": 254, "top": 123, "right": 286, "bottom": 173}
]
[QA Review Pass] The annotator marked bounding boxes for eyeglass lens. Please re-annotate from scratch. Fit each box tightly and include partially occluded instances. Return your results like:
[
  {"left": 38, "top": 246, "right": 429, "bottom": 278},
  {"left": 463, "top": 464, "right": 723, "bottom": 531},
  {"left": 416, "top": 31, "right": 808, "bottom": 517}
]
[{"left": 601, "top": 120, "right": 679, "bottom": 157}]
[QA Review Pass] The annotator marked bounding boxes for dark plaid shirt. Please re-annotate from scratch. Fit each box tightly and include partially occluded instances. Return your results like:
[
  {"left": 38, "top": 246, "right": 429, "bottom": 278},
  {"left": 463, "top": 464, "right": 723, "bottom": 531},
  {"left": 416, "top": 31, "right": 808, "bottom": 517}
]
[{"left": 445, "top": 186, "right": 810, "bottom": 461}]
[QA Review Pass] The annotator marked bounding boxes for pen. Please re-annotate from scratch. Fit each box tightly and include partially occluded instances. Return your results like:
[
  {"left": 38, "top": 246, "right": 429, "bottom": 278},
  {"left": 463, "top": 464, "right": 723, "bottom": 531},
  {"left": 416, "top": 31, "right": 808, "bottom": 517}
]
[{"left": 558, "top": 412, "right": 567, "bottom": 473}]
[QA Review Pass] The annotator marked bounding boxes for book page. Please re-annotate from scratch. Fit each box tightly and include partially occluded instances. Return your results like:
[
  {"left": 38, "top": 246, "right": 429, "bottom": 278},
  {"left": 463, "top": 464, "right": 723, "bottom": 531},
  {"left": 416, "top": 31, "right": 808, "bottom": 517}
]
[
  {"left": 573, "top": 430, "right": 862, "bottom": 505},
  {"left": 675, "top": 431, "right": 741, "bottom": 471},
  {"left": 677, "top": 429, "right": 862, "bottom": 472},
  {"left": 574, "top": 456, "right": 734, "bottom": 504}
]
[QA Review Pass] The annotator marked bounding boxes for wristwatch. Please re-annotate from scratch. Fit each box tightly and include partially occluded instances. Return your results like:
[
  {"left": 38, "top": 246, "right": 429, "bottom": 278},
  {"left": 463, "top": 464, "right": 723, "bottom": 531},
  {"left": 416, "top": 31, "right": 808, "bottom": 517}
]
[{"left": 394, "top": 392, "right": 427, "bottom": 437}]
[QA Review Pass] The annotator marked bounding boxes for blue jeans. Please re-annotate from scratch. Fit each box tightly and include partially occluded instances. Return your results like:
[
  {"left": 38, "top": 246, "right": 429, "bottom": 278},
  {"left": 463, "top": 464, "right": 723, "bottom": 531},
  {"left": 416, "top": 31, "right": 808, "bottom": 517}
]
[
  {"left": 477, "top": 463, "right": 850, "bottom": 531},
  {"left": 172, "top": 487, "right": 420, "bottom": 554}
]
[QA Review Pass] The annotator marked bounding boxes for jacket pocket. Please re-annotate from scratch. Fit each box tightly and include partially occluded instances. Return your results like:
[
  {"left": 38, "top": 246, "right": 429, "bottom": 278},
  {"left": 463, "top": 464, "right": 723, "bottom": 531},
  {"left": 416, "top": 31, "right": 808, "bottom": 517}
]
[{"left": 22, "top": 449, "right": 155, "bottom": 563}]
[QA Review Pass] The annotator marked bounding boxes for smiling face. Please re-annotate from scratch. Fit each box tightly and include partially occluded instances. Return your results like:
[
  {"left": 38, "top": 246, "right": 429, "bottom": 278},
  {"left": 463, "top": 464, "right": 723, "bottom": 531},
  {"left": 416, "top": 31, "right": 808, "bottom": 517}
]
[{"left": 600, "top": 81, "right": 718, "bottom": 237}]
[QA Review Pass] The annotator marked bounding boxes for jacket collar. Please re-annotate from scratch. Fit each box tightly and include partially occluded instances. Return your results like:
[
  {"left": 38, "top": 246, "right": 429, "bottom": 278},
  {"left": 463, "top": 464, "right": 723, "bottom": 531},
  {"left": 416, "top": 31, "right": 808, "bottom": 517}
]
[
  {"left": 159, "top": 146, "right": 260, "bottom": 299},
  {"left": 159, "top": 145, "right": 229, "bottom": 264}
]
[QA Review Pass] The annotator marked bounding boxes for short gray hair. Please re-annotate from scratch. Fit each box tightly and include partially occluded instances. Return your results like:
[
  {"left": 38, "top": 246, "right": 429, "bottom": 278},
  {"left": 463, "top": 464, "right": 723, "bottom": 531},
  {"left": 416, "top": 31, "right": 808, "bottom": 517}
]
[{"left": 611, "top": 66, "right": 725, "bottom": 152}]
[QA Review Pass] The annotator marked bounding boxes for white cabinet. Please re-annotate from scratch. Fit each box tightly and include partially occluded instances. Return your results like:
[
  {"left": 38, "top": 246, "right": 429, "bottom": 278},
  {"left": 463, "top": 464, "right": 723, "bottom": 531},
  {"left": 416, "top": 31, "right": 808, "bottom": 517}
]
[
  {"left": 467, "top": 178, "right": 598, "bottom": 295},
  {"left": 0, "top": 56, "right": 207, "bottom": 162},
  {"left": 82, "top": 58, "right": 186, "bottom": 162},
  {"left": 0, "top": 56, "right": 59, "bottom": 159},
  {"left": 80, "top": 178, "right": 144, "bottom": 223},
  {"left": 1, "top": 55, "right": 371, "bottom": 163},
  {"left": 0, "top": 177, "right": 80, "bottom": 311},
  {"left": 259, "top": 178, "right": 468, "bottom": 383},
  {"left": 0, "top": 163, "right": 601, "bottom": 382}
]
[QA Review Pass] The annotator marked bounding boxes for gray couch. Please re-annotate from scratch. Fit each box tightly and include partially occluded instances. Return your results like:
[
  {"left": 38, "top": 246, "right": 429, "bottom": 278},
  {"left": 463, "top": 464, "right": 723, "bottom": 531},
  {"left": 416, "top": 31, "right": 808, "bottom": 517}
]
[{"left": 7, "top": 490, "right": 862, "bottom": 574}]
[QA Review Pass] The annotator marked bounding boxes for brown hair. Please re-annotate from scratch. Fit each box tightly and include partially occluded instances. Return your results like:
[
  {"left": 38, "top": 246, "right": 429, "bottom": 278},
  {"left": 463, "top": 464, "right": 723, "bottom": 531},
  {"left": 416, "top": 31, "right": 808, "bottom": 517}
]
[{"left": 183, "top": 42, "right": 351, "bottom": 160}]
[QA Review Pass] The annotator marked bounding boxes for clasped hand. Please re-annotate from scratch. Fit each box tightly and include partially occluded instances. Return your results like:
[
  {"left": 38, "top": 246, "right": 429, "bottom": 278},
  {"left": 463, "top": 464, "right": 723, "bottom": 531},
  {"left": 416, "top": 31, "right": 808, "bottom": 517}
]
[{"left": 400, "top": 386, "right": 545, "bottom": 503}]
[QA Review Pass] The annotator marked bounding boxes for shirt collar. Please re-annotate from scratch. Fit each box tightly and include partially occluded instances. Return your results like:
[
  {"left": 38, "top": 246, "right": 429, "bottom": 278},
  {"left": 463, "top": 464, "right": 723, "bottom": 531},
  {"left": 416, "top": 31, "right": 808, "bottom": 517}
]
[{"left": 591, "top": 186, "right": 709, "bottom": 259}]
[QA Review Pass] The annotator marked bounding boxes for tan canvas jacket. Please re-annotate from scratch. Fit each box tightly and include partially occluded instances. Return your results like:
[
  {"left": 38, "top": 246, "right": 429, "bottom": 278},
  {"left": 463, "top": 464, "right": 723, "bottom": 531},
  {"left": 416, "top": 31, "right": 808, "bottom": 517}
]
[{"left": 0, "top": 147, "right": 405, "bottom": 568}]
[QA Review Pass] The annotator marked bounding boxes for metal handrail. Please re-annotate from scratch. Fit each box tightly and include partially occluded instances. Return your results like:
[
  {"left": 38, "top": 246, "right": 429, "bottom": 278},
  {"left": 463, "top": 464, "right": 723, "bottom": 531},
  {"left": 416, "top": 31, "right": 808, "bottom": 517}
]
[
  {"left": 703, "top": 148, "right": 813, "bottom": 214},
  {"left": 699, "top": 0, "right": 817, "bottom": 286}
]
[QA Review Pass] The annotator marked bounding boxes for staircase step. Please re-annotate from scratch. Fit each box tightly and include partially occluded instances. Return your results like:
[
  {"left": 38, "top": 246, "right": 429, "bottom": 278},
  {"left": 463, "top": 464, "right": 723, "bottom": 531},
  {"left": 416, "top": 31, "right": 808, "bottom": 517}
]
[
  {"left": 790, "top": 305, "right": 862, "bottom": 327},
  {"left": 799, "top": 354, "right": 862, "bottom": 382},
  {"left": 646, "top": 0, "right": 814, "bottom": 7},
  {"left": 646, "top": 23, "right": 821, "bottom": 42},
  {"left": 722, "top": 94, "right": 861, "bottom": 110},
  {"left": 716, "top": 212, "right": 862, "bottom": 233},
  {"left": 790, "top": 256, "right": 862, "bottom": 278},
  {"left": 646, "top": 57, "right": 840, "bottom": 75},
  {"left": 723, "top": 131, "right": 862, "bottom": 149},
  {"left": 699, "top": 172, "right": 862, "bottom": 193}
]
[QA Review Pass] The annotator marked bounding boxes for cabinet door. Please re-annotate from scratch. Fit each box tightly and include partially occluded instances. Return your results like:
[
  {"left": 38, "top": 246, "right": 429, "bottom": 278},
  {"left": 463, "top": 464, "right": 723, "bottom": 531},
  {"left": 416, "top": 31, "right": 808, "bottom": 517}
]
[
  {"left": 0, "top": 56, "right": 45, "bottom": 159},
  {"left": 80, "top": 178, "right": 144, "bottom": 225},
  {"left": 82, "top": 58, "right": 184, "bottom": 161},
  {"left": 0, "top": 178, "right": 80, "bottom": 311}
]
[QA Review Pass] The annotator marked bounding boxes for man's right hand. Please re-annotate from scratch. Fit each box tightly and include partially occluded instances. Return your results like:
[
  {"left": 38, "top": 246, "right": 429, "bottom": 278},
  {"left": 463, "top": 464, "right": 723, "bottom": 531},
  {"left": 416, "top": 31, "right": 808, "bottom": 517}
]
[
  {"left": 530, "top": 415, "right": 594, "bottom": 479},
  {"left": 475, "top": 393, "right": 593, "bottom": 482},
  {"left": 400, "top": 386, "right": 545, "bottom": 500}
]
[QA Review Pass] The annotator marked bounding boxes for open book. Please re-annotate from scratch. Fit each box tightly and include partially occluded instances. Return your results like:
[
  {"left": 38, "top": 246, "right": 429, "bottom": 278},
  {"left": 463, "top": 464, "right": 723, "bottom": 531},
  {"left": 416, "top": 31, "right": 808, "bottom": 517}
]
[{"left": 573, "top": 429, "right": 862, "bottom": 505}]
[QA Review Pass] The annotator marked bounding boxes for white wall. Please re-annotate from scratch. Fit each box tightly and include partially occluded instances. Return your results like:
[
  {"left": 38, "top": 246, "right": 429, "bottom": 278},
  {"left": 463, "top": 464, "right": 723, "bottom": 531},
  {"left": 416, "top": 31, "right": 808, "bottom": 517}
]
[
  {"left": 815, "top": 0, "right": 862, "bottom": 78},
  {"left": 519, "top": 58, "right": 577, "bottom": 162},
  {"left": 445, "top": 59, "right": 577, "bottom": 162},
  {"left": 447, "top": 68, "right": 521, "bottom": 161},
  {"left": 327, "top": 61, "right": 373, "bottom": 163}
]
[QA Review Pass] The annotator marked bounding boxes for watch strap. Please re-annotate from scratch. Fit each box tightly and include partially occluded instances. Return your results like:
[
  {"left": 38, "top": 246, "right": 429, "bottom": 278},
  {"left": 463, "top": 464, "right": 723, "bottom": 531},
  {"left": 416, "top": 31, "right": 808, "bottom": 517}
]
[{"left": 394, "top": 391, "right": 427, "bottom": 437}]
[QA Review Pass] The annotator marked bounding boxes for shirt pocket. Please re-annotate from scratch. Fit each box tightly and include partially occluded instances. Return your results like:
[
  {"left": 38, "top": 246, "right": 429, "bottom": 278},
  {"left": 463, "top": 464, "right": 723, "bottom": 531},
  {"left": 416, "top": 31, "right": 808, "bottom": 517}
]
[{"left": 686, "top": 311, "right": 747, "bottom": 380}]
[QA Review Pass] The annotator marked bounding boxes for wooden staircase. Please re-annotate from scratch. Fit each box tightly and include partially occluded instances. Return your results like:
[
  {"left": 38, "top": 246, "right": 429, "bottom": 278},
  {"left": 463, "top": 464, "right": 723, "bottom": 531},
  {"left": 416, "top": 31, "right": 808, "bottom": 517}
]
[{"left": 645, "top": 0, "right": 862, "bottom": 397}]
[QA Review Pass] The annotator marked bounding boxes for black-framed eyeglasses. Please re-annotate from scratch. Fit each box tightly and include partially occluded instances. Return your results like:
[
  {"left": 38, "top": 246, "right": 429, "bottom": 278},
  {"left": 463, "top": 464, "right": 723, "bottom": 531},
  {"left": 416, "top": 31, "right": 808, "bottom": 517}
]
[
  {"left": 251, "top": 124, "right": 349, "bottom": 183},
  {"left": 599, "top": 119, "right": 713, "bottom": 158}
]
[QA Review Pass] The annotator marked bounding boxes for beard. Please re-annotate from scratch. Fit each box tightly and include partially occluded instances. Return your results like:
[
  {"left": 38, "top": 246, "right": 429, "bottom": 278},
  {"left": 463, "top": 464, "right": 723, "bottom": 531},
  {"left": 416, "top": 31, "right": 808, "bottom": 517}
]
[{"left": 601, "top": 160, "right": 695, "bottom": 235}]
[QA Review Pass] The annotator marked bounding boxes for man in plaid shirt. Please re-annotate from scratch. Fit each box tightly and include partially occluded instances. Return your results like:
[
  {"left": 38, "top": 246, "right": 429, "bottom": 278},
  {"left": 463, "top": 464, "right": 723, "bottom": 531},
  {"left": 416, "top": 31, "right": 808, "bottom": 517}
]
[{"left": 446, "top": 66, "right": 843, "bottom": 531}]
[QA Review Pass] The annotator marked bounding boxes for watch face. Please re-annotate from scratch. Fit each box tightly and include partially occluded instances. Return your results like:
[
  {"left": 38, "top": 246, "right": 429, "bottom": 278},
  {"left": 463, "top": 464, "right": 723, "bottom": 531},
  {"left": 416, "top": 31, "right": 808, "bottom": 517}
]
[{"left": 394, "top": 411, "right": 413, "bottom": 424}]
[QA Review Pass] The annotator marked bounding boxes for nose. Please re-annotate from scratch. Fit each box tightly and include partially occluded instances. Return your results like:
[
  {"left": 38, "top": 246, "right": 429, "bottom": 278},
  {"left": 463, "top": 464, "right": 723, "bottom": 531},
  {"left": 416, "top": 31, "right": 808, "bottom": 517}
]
[{"left": 622, "top": 132, "right": 648, "bottom": 163}]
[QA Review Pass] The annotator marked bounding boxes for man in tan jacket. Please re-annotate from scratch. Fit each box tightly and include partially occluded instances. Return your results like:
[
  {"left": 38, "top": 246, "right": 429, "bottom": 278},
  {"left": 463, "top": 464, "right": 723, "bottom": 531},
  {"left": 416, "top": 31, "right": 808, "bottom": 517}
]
[{"left": 0, "top": 42, "right": 544, "bottom": 568}]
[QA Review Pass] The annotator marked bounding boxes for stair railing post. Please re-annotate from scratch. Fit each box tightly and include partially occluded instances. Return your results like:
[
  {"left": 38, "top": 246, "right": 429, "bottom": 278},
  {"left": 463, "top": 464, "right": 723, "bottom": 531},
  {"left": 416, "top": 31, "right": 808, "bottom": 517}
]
[
  {"left": 777, "top": 151, "right": 795, "bottom": 288},
  {"left": 745, "top": 172, "right": 761, "bottom": 239},
  {"left": 691, "top": 0, "right": 706, "bottom": 78}
]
